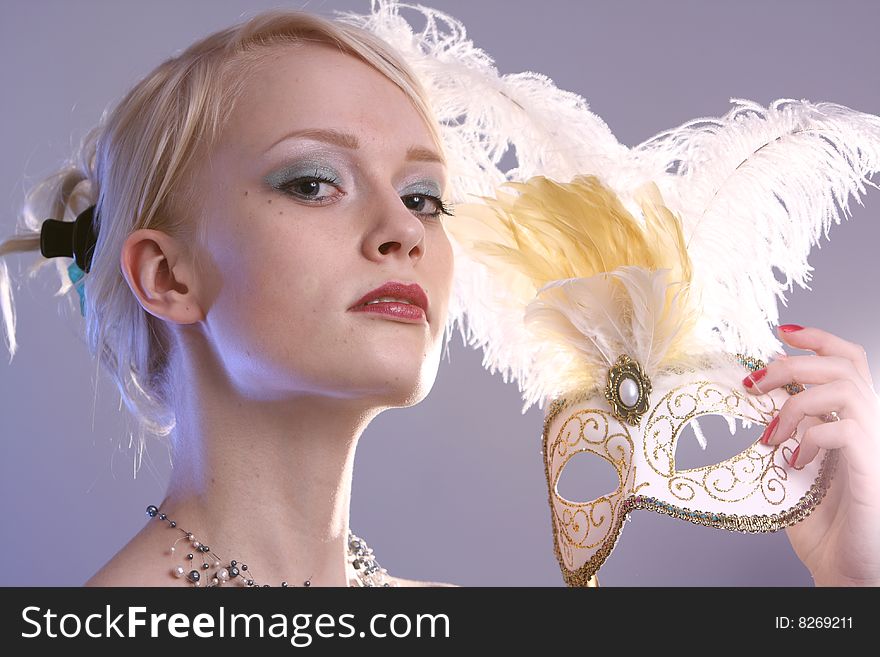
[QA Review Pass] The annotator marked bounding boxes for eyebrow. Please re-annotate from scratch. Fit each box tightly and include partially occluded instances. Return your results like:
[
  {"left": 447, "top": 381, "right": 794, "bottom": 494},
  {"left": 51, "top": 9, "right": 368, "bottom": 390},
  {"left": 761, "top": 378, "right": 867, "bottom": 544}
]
[{"left": 267, "top": 128, "right": 445, "bottom": 164}]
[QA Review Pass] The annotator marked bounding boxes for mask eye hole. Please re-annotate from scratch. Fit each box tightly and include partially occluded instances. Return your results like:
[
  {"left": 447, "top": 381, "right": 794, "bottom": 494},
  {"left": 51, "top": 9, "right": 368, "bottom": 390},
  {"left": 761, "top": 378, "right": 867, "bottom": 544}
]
[
  {"left": 557, "top": 451, "right": 621, "bottom": 503},
  {"left": 674, "top": 414, "right": 763, "bottom": 472}
]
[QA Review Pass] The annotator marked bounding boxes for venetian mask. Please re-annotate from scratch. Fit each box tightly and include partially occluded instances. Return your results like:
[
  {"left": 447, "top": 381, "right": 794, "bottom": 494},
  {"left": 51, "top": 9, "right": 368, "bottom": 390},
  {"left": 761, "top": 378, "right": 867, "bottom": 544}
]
[
  {"left": 541, "top": 354, "right": 838, "bottom": 585},
  {"left": 446, "top": 170, "right": 858, "bottom": 585}
]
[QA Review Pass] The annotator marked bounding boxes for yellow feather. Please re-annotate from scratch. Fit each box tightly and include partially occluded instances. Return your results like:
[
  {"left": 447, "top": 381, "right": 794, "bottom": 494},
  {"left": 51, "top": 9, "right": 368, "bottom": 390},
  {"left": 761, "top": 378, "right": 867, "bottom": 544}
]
[{"left": 448, "top": 174, "right": 692, "bottom": 288}]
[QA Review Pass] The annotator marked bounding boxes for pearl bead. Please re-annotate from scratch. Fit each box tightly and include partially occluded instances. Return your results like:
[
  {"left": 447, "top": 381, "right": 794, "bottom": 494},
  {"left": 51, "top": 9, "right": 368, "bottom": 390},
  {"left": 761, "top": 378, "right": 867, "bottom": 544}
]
[
  {"left": 218, "top": 569, "right": 229, "bottom": 581},
  {"left": 146, "top": 505, "right": 159, "bottom": 518},
  {"left": 618, "top": 376, "right": 640, "bottom": 408},
  {"left": 212, "top": 578, "right": 219, "bottom": 586},
  {"left": 173, "top": 566, "right": 185, "bottom": 578},
  {"left": 214, "top": 560, "right": 221, "bottom": 567},
  {"left": 192, "top": 541, "right": 200, "bottom": 548}
]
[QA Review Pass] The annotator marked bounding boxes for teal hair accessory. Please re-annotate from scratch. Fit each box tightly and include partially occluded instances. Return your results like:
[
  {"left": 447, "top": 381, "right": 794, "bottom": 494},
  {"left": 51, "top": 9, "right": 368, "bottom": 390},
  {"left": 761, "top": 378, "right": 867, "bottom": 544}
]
[{"left": 67, "top": 260, "right": 87, "bottom": 317}]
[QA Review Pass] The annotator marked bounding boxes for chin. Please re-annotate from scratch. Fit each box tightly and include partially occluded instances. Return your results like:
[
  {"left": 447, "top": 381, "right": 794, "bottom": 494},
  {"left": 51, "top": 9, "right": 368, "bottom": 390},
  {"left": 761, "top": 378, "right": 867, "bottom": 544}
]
[
  {"left": 380, "top": 371, "right": 437, "bottom": 407},
  {"left": 396, "top": 379, "right": 434, "bottom": 408},
  {"left": 368, "top": 362, "right": 439, "bottom": 409},
  {"left": 345, "top": 336, "right": 443, "bottom": 406}
]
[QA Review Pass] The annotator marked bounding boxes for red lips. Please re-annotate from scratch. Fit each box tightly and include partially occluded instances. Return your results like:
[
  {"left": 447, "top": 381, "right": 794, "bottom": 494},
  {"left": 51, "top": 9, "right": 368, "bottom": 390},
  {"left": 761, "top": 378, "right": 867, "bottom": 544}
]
[{"left": 349, "top": 281, "right": 429, "bottom": 315}]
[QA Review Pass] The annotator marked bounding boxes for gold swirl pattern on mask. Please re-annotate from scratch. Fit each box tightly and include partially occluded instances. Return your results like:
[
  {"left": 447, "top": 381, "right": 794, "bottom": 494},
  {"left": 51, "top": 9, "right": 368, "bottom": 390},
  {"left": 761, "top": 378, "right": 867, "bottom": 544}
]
[
  {"left": 642, "top": 381, "right": 792, "bottom": 504},
  {"left": 549, "top": 409, "right": 631, "bottom": 555},
  {"left": 543, "top": 392, "right": 647, "bottom": 585},
  {"left": 643, "top": 382, "right": 777, "bottom": 475}
]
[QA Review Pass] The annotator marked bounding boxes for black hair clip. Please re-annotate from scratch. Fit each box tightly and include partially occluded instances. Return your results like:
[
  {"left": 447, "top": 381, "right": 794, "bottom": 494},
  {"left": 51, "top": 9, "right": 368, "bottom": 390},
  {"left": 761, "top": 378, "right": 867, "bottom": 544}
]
[{"left": 39, "top": 205, "right": 98, "bottom": 273}]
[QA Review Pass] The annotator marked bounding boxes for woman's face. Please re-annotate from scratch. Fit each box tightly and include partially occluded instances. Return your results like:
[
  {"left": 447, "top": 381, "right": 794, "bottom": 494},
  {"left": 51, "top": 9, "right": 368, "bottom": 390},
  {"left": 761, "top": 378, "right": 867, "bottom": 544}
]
[{"left": 190, "top": 44, "right": 454, "bottom": 408}]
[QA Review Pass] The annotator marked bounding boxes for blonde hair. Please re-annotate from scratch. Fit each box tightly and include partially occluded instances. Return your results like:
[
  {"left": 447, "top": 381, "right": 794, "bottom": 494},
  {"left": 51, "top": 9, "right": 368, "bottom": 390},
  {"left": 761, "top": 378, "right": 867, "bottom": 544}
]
[{"left": 0, "top": 7, "right": 444, "bottom": 468}]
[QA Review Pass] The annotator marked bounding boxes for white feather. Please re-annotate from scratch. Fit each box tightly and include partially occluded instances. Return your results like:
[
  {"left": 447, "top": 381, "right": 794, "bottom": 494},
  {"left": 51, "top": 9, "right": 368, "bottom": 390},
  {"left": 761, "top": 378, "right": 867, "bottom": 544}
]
[
  {"left": 454, "top": 97, "right": 880, "bottom": 408},
  {"left": 611, "top": 266, "right": 694, "bottom": 376},
  {"left": 526, "top": 275, "right": 627, "bottom": 368},
  {"left": 632, "top": 99, "right": 880, "bottom": 359}
]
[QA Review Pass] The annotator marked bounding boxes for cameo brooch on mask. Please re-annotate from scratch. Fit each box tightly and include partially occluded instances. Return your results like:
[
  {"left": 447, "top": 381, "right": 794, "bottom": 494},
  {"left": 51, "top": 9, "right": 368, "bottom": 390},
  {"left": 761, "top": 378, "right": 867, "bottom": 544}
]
[{"left": 605, "top": 354, "right": 652, "bottom": 426}]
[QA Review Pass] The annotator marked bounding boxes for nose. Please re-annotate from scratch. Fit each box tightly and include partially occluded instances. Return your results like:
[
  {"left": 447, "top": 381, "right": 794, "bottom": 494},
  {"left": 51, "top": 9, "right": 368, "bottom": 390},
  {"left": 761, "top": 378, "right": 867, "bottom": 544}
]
[{"left": 361, "top": 187, "right": 426, "bottom": 264}]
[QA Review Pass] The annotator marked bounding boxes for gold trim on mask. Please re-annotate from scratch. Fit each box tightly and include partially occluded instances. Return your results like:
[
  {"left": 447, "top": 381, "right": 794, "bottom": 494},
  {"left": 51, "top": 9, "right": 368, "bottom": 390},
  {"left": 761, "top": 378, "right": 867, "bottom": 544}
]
[{"left": 605, "top": 354, "right": 652, "bottom": 426}]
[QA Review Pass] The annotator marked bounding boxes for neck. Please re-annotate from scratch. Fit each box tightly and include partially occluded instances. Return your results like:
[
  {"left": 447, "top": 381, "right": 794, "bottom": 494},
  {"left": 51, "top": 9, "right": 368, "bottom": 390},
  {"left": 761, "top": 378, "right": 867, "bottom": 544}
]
[{"left": 157, "top": 339, "right": 381, "bottom": 587}]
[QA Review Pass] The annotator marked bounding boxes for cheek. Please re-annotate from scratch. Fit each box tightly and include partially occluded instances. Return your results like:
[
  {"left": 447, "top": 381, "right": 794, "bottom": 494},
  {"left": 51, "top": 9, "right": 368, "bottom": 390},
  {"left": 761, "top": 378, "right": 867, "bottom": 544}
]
[
  {"left": 211, "top": 218, "right": 348, "bottom": 373},
  {"left": 243, "top": 235, "right": 344, "bottom": 342}
]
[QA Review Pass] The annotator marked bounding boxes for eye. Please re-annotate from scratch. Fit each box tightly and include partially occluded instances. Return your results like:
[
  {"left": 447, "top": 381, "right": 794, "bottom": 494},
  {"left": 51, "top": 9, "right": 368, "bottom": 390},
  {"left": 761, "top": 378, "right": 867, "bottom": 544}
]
[
  {"left": 280, "top": 174, "right": 342, "bottom": 202},
  {"left": 401, "top": 193, "right": 455, "bottom": 220}
]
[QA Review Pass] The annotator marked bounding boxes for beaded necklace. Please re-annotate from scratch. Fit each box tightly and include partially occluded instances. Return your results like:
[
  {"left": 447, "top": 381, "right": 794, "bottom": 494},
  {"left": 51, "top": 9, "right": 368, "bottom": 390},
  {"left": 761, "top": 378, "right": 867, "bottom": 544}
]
[{"left": 145, "top": 504, "right": 394, "bottom": 587}]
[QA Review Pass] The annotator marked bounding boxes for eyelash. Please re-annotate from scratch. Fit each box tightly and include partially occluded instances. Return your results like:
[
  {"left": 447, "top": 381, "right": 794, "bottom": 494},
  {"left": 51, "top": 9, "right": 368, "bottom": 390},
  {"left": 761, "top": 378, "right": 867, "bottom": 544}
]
[{"left": 279, "top": 173, "right": 454, "bottom": 221}]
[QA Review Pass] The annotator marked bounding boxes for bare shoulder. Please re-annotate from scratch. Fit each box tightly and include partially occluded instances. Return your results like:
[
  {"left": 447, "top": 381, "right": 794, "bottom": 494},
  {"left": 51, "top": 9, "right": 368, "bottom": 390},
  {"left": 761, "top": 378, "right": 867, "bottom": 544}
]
[
  {"left": 84, "top": 521, "right": 183, "bottom": 587},
  {"left": 389, "top": 575, "right": 459, "bottom": 587}
]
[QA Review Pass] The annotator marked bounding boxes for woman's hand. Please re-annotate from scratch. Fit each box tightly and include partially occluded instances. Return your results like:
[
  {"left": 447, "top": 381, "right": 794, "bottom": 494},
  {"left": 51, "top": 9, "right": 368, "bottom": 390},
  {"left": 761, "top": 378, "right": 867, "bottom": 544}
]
[{"left": 743, "top": 324, "right": 880, "bottom": 586}]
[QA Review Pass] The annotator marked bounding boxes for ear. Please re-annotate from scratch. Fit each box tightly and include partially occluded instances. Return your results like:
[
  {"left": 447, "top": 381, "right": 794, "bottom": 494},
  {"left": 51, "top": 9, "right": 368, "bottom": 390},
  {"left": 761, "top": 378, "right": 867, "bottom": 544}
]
[{"left": 120, "top": 228, "right": 206, "bottom": 323}]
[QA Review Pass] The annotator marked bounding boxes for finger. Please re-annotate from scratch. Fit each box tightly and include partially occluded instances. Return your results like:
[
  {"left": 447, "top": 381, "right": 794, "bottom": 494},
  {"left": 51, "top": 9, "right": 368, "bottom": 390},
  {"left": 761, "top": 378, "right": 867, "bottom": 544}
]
[
  {"left": 776, "top": 324, "right": 874, "bottom": 389},
  {"left": 759, "top": 409, "right": 822, "bottom": 451},
  {"left": 743, "top": 354, "right": 875, "bottom": 400},
  {"left": 764, "top": 379, "right": 872, "bottom": 447},
  {"left": 794, "top": 419, "right": 880, "bottom": 500},
  {"left": 790, "top": 418, "right": 857, "bottom": 468}
]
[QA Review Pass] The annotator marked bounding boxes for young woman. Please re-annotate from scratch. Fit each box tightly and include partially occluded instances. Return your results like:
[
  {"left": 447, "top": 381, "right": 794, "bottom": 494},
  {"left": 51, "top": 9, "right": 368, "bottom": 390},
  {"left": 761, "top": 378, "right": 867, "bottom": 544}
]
[
  {"left": 1, "top": 7, "right": 459, "bottom": 587},
  {"left": 1, "top": 1, "right": 878, "bottom": 587}
]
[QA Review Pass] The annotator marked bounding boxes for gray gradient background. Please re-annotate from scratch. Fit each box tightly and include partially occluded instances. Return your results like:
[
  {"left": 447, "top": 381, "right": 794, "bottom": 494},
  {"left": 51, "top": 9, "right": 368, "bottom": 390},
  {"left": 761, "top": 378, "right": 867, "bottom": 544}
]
[{"left": 2, "top": 0, "right": 878, "bottom": 586}]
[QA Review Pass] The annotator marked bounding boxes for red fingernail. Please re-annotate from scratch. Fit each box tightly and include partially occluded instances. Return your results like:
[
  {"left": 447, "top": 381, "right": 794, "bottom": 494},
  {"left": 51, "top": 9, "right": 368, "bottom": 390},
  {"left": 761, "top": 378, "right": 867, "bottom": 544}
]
[
  {"left": 789, "top": 445, "right": 801, "bottom": 467},
  {"left": 743, "top": 368, "right": 767, "bottom": 389},
  {"left": 760, "top": 415, "right": 779, "bottom": 444},
  {"left": 779, "top": 324, "right": 804, "bottom": 333}
]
